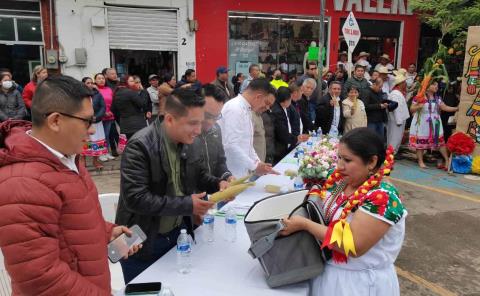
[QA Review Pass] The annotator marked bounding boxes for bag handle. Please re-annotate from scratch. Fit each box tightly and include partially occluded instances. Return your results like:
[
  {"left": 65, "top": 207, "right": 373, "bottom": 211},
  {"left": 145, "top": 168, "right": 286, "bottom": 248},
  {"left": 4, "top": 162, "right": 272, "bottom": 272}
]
[
  {"left": 248, "top": 201, "right": 308, "bottom": 259},
  {"left": 248, "top": 220, "right": 285, "bottom": 259}
]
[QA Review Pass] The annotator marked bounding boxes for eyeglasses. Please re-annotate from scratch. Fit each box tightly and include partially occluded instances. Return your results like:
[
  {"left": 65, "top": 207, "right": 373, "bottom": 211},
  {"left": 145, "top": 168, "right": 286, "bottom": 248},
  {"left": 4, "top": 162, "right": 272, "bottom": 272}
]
[
  {"left": 45, "top": 112, "right": 94, "bottom": 129},
  {"left": 205, "top": 111, "right": 222, "bottom": 121}
]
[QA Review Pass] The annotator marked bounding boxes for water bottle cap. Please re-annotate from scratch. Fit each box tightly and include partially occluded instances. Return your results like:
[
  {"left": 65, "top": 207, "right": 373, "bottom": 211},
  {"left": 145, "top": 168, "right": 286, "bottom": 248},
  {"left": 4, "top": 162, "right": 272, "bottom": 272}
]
[
  {"left": 226, "top": 218, "right": 237, "bottom": 224},
  {"left": 180, "top": 229, "right": 187, "bottom": 234}
]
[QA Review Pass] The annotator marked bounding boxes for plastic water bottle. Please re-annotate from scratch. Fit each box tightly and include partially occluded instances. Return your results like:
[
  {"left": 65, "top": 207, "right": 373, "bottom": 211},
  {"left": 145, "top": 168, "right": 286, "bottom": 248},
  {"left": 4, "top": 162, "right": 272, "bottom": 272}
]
[
  {"left": 176, "top": 229, "right": 191, "bottom": 274},
  {"left": 329, "top": 126, "right": 338, "bottom": 138},
  {"left": 296, "top": 146, "right": 304, "bottom": 158},
  {"left": 203, "top": 209, "right": 215, "bottom": 243},
  {"left": 306, "top": 138, "right": 313, "bottom": 150},
  {"left": 317, "top": 127, "right": 323, "bottom": 140},
  {"left": 224, "top": 208, "right": 237, "bottom": 243},
  {"left": 159, "top": 286, "right": 175, "bottom": 296},
  {"left": 293, "top": 176, "right": 304, "bottom": 190}
]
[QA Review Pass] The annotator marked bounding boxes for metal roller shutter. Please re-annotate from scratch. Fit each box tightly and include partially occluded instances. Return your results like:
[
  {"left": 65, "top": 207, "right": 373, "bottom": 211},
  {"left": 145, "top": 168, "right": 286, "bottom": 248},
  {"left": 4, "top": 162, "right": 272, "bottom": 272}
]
[{"left": 107, "top": 7, "right": 178, "bottom": 51}]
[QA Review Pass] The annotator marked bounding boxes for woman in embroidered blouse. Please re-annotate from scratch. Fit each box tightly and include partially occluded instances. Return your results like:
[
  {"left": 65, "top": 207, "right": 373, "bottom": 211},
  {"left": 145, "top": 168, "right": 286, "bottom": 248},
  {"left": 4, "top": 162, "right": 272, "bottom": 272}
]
[
  {"left": 281, "top": 128, "right": 407, "bottom": 296},
  {"left": 409, "top": 81, "right": 459, "bottom": 169}
]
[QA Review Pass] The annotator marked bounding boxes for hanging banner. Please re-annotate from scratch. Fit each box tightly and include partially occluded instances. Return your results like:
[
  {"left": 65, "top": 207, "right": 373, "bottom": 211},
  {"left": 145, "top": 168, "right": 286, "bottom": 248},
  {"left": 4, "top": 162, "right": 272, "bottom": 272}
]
[{"left": 457, "top": 26, "right": 480, "bottom": 156}]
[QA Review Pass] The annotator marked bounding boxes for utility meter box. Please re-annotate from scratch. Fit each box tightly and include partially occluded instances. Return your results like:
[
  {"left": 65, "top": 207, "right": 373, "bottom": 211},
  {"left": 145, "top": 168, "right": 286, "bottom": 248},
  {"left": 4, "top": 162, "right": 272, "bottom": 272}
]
[{"left": 75, "top": 48, "right": 87, "bottom": 66}]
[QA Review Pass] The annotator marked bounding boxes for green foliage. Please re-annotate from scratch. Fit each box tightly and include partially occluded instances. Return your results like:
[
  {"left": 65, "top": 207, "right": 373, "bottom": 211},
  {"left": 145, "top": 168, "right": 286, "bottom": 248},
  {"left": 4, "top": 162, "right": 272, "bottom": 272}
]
[{"left": 410, "top": 0, "right": 480, "bottom": 40}]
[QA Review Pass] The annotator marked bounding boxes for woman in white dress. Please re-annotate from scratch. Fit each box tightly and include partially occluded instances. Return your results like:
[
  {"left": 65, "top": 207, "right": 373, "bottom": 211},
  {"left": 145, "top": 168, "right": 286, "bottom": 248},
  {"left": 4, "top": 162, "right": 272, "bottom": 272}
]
[
  {"left": 409, "top": 81, "right": 459, "bottom": 169},
  {"left": 281, "top": 128, "right": 407, "bottom": 296},
  {"left": 80, "top": 77, "right": 108, "bottom": 169},
  {"left": 387, "top": 75, "right": 410, "bottom": 154}
]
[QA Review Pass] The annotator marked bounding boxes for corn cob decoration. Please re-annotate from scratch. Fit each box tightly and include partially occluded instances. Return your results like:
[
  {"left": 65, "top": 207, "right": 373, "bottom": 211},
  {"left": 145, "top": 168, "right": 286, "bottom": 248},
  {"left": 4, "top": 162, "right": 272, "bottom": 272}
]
[
  {"left": 284, "top": 169, "right": 298, "bottom": 178},
  {"left": 264, "top": 184, "right": 281, "bottom": 193},
  {"left": 229, "top": 174, "right": 253, "bottom": 186},
  {"left": 209, "top": 182, "right": 255, "bottom": 203}
]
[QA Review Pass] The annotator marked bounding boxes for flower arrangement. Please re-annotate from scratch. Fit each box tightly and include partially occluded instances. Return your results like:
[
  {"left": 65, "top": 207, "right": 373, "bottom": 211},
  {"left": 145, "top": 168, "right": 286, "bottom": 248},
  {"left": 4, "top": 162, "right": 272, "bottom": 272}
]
[
  {"left": 298, "top": 137, "right": 339, "bottom": 187},
  {"left": 446, "top": 132, "right": 476, "bottom": 174},
  {"left": 446, "top": 132, "right": 475, "bottom": 155}
]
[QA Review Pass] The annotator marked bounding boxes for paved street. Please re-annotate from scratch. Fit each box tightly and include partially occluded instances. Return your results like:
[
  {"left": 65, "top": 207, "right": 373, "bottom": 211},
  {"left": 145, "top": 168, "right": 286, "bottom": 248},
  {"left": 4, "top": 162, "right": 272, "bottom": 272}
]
[{"left": 92, "top": 159, "right": 480, "bottom": 296}]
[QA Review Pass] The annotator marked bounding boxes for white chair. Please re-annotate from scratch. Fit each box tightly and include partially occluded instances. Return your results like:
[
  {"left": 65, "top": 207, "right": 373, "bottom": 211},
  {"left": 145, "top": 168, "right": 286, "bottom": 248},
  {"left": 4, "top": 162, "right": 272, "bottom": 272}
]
[
  {"left": 0, "top": 249, "right": 12, "bottom": 296},
  {"left": 98, "top": 193, "right": 125, "bottom": 292},
  {"left": 99, "top": 193, "right": 120, "bottom": 224}
]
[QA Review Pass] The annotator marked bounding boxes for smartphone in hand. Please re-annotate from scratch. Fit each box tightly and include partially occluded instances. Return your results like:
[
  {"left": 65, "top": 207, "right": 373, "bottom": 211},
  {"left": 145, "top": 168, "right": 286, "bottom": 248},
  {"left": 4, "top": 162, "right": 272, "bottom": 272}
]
[
  {"left": 108, "top": 224, "right": 146, "bottom": 263},
  {"left": 125, "top": 282, "right": 161, "bottom": 295}
]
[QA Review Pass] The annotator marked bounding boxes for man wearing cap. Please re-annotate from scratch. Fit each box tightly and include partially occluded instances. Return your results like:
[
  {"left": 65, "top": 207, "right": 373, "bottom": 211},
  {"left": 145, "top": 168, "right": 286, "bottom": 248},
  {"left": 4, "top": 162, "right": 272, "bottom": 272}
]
[
  {"left": 337, "top": 51, "right": 352, "bottom": 73},
  {"left": 212, "top": 66, "right": 235, "bottom": 100},
  {"left": 387, "top": 74, "right": 410, "bottom": 153},
  {"left": 377, "top": 66, "right": 392, "bottom": 95},
  {"left": 147, "top": 74, "right": 160, "bottom": 120},
  {"left": 356, "top": 52, "right": 372, "bottom": 71},
  {"left": 374, "top": 54, "right": 394, "bottom": 72}
]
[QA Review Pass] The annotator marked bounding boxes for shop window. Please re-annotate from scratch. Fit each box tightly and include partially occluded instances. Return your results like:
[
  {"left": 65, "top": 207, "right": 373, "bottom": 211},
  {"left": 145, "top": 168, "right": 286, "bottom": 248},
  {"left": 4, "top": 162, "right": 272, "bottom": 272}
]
[
  {"left": 17, "top": 19, "right": 42, "bottom": 42},
  {"left": 0, "top": 17, "right": 15, "bottom": 41},
  {"left": 110, "top": 49, "right": 177, "bottom": 87},
  {"left": 338, "top": 19, "right": 400, "bottom": 68},
  {"left": 228, "top": 13, "right": 328, "bottom": 78}
]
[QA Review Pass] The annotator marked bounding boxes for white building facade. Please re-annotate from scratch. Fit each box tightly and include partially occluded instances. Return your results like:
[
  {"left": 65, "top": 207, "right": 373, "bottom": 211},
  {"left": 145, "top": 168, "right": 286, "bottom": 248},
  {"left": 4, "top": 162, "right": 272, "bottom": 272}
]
[{"left": 55, "top": 0, "right": 196, "bottom": 82}]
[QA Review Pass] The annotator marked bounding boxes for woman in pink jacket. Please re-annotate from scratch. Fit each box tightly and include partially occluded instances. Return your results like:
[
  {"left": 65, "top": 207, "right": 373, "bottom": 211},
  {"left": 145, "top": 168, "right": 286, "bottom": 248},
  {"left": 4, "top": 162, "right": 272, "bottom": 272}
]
[{"left": 95, "top": 73, "right": 116, "bottom": 162}]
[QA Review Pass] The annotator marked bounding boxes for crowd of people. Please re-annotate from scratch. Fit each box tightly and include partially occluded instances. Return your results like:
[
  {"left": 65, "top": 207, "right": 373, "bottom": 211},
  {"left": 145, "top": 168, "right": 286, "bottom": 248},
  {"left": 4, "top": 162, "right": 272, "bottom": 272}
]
[{"left": 0, "top": 48, "right": 460, "bottom": 295}]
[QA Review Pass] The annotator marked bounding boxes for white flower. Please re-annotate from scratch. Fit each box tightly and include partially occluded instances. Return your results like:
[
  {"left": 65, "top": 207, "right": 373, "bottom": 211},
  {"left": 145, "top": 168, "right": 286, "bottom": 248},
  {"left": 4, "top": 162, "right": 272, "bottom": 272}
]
[{"left": 307, "top": 164, "right": 313, "bottom": 169}]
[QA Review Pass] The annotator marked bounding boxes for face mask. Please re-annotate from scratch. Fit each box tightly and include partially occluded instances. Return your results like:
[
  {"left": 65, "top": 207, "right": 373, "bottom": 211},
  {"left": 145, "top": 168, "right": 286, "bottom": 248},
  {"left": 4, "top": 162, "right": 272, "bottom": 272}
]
[
  {"left": 2, "top": 80, "right": 13, "bottom": 89},
  {"left": 275, "top": 75, "right": 282, "bottom": 80}
]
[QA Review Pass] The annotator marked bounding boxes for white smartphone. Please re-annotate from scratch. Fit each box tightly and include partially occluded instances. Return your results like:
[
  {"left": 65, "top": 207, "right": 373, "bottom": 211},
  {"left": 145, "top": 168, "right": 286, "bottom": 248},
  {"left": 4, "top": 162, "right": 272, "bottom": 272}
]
[{"left": 108, "top": 224, "right": 147, "bottom": 263}]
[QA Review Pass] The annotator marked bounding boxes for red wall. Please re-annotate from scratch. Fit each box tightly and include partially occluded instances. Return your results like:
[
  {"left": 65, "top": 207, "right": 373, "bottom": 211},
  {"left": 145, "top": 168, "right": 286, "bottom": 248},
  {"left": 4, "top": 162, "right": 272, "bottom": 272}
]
[
  {"left": 195, "top": 0, "right": 420, "bottom": 82},
  {"left": 40, "top": 0, "right": 60, "bottom": 73}
]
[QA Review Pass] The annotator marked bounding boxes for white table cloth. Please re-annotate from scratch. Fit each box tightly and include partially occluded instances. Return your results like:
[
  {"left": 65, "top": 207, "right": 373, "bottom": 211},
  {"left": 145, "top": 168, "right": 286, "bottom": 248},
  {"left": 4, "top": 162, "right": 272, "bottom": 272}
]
[{"left": 116, "top": 150, "right": 311, "bottom": 296}]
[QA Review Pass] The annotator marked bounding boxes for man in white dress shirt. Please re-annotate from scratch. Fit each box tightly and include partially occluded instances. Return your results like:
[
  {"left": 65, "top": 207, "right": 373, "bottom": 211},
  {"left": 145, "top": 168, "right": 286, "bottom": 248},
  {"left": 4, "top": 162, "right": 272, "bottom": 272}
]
[{"left": 219, "top": 78, "right": 278, "bottom": 178}]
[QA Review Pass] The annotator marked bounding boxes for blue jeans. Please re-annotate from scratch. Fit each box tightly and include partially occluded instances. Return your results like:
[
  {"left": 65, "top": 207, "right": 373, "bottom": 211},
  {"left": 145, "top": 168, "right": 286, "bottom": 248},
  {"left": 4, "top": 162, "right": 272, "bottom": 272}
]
[
  {"left": 120, "top": 227, "right": 182, "bottom": 284},
  {"left": 102, "top": 120, "right": 114, "bottom": 150},
  {"left": 367, "top": 122, "right": 385, "bottom": 142}
]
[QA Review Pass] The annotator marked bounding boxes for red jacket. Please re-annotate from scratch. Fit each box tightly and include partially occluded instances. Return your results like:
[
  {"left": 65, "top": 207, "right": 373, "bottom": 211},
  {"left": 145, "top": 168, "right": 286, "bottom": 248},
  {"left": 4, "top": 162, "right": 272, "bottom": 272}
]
[
  {"left": 0, "top": 120, "right": 114, "bottom": 295},
  {"left": 22, "top": 81, "right": 36, "bottom": 108}
]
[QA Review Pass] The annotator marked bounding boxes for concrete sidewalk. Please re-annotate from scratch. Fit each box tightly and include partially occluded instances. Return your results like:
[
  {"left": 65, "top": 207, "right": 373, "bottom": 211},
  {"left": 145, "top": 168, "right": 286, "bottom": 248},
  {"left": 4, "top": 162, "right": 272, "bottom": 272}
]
[
  {"left": 391, "top": 161, "right": 480, "bottom": 199},
  {"left": 85, "top": 157, "right": 121, "bottom": 175}
]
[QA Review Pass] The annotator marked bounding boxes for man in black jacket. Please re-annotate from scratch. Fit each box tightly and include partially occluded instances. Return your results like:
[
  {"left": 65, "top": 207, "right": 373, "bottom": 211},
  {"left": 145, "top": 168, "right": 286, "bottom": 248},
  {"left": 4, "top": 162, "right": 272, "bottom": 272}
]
[
  {"left": 116, "top": 89, "right": 227, "bottom": 283},
  {"left": 297, "top": 78, "right": 318, "bottom": 134},
  {"left": 211, "top": 66, "right": 235, "bottom": 101},
  {"left": 272, "top": 86, "right": 309, "bottom": 163},
  {"left": 362, "top": 77, "right": 389, "bottom": 140},
  {"left": 315, "top": 81, "right": 344, "bottom": 135},
  {"left": 187, "top": 84, "right": 233, "bottom": 186},
  {"left": 288, "top": 83, "right": 302, "bottom": 136}
]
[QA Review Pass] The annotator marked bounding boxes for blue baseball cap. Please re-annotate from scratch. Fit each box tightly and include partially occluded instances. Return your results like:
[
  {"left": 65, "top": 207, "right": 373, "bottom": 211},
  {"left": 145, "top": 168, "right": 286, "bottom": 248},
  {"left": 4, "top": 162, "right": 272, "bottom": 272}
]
[{"left": 216, "top": 66, "right": 229, "bottom": 74}]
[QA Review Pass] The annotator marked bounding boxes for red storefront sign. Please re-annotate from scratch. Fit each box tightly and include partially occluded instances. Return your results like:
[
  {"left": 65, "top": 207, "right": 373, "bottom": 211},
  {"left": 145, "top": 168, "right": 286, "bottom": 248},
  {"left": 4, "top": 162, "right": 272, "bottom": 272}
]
[{"left": 194, "top": 0, "right": 420, "bottom": 82}]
